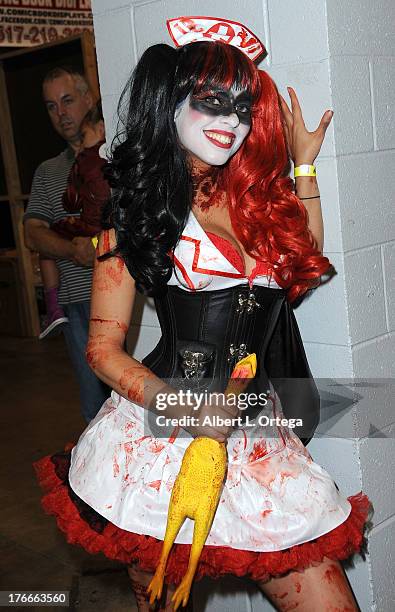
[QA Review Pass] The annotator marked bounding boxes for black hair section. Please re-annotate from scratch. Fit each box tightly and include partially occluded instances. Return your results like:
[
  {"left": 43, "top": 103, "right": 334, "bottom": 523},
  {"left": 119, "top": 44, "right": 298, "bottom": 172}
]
[{"left": 102, "top": 41, "right": 258, "bottom": 296}]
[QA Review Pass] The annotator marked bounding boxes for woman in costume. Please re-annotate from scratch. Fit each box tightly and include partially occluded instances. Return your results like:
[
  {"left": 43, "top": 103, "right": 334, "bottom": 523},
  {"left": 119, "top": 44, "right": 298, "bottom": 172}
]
[{"left": 35, "top": 17, "right": 371, "bottom": 611}]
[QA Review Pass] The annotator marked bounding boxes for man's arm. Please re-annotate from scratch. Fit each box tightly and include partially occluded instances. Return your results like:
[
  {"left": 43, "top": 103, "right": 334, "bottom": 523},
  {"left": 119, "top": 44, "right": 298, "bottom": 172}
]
[{"left": 24, "top": 218, "right": 94, "bottom": 266}]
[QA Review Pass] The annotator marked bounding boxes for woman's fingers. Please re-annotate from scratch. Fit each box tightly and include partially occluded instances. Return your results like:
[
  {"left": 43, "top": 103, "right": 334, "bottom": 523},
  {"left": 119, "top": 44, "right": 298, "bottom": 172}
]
[
  {"left": 221, "top": 400, "right": 240, "bottom": 418},
  {"left": 197, "top": 423, "right": 230, "bottom": 442},
  {"left": 188, "top": 400, "right": 240, "bottom": 441},
  {"left": 279, "top": 86, "right": 333, "bottom": 163},
  {"left": 287, "top": 86, "right": 305, "bottom": 125},
  {"left": 315, "top": 110, "right": 334, "bottom": 135},
  {"left": 280, "top": 120, "right": 292, "bottom": 157},
  {"left": 279, "top": 94, "right": 293, "bottom": 128}
]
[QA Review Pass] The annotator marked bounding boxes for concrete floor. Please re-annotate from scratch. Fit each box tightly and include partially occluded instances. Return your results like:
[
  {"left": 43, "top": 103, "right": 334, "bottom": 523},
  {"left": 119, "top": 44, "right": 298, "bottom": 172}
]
[{"left": 0, "top": 335, "right": 137, "bottom": 611}]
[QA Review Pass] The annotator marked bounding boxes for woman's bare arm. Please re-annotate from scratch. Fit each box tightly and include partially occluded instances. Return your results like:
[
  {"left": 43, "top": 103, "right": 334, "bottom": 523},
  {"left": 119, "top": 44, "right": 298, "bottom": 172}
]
[
  {"left": 279, "top": 85, "right": 333, "bottom": 255},
  {"left": 295, "top": 174, "right": 324, "bottom": 253},
  {"left": 86, "top": 228, "right": 239, "bottom": 440},
  {"left": 86, "top": 228, "right": 172, "bottom": 411}
]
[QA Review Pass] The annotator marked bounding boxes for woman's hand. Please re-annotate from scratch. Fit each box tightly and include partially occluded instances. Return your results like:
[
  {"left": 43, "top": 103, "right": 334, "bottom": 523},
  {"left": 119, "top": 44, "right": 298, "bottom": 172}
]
[
  {"left": 280, "top": 86, "right": 333, "bottom": 166},
  {"left": 184, "top": 398, "right": 240, "bottom": 443}
]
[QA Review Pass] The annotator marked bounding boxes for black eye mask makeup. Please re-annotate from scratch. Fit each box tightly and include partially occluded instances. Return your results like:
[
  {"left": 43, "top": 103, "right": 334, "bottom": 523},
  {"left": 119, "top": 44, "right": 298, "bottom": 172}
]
[{"left": 190, "top": 88, "right": 252, "bottom": 125}]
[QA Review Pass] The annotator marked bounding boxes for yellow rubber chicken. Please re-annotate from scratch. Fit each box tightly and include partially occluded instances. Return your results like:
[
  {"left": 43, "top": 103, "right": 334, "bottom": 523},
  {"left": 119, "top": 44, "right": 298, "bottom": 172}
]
[{"left": 147, "top": 353, "right": 257, "bottom": 610}]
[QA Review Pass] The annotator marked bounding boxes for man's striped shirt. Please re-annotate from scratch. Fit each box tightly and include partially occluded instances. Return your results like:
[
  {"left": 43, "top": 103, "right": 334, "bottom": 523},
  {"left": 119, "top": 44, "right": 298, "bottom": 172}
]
[{"left": 24, "top": 147, "right": 93, "bottom": 305}]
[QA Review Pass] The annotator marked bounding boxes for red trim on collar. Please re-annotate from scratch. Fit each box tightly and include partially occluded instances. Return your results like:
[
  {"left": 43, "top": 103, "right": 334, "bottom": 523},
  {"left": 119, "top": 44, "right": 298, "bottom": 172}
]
[
  {"left": 181, "top": 235, "right": 244, "bottom": 279},
  {"left": 173, "top": 252, "right": 196, "bottom": 290},
  {"left": 180, "top": 234, "right": 271, "bottom": 285}
]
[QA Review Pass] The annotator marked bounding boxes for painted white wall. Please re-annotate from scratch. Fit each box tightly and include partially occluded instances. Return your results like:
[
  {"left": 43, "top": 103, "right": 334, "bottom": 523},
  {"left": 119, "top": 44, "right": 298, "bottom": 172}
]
[
  {"left": 90, "top": 1, "right": 395, "bottom": 610},
  {"left": 325, "top": 4, "right": 395, "bottom": 611}
]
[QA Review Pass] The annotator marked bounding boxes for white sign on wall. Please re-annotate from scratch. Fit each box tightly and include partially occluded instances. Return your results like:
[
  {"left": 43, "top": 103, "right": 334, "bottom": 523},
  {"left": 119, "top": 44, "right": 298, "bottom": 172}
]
[{"left": 0, "top": 0, "right": 93, "bottom": 47}]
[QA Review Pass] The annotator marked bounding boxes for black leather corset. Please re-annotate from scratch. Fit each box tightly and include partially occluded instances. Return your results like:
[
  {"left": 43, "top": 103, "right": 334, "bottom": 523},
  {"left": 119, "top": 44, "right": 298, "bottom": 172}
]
[{"left": 142, "top": 284, "right": 320, "bottom": 442}]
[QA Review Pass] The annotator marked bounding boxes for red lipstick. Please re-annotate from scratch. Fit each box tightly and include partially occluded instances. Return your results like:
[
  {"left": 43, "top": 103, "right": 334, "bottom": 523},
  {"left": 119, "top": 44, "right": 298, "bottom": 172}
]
[{"left": 203, "top": 130, "right": 235, "bottom": 149}]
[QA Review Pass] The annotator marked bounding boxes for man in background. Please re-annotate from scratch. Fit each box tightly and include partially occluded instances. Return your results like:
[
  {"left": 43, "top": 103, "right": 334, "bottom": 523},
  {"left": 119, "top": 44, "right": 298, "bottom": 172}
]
[{"left": 24, "top": 67, "right": 109, "bottom": 422}]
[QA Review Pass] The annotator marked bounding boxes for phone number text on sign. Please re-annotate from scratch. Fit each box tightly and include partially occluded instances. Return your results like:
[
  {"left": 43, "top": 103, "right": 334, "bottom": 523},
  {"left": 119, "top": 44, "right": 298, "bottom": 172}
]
[
  {"left": 0, "top": 23, "right": 91, "bottom": 45},
  {"left": 0, "top": 2, "right": 93, "bottom": 47}
]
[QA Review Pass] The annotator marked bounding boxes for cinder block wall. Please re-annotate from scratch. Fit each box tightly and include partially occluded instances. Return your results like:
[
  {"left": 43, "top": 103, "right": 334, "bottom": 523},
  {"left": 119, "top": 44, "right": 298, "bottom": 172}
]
[
  {"left": 91, "top": 1, "right": 394, "bottom": 610},
  {"left": 325, "top": 3, "right": 395, "bottom": 611}
]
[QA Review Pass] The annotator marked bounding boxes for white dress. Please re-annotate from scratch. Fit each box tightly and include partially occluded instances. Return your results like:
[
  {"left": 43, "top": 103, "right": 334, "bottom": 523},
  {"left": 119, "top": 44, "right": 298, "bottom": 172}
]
[{"left": 68, "top": 212, "right": 353, "bottom": 553}]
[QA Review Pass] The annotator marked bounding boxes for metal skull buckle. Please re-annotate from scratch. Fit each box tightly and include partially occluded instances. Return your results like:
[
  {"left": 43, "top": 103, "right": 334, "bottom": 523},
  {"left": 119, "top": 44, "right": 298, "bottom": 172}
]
[{"left": 236, "top": 292, "right": 262, "bottom": 314}]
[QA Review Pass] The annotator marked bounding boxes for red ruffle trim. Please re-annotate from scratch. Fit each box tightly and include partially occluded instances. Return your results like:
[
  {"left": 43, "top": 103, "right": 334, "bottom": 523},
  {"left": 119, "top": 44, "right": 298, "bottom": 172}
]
[{"left": 34, "top": 454, "right": 371, "bottom": 585}]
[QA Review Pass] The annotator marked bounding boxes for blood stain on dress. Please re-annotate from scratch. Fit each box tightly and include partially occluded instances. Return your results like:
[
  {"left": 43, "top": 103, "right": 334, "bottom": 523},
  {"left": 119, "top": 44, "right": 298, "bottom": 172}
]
[
  {"left": 167, "top": 427, "right": 179, "bottom": 444},
  {"left": 147, "top": 440, "right": 166, "bottom": 453},
  {"left": 248, "top": 440, "right": 268, "bottom": 462},
  {"left": 148, "top": 480, "right": 161, "bottom": 491},
  {"left": 225, "top": 466, "right": 241, "bottom": 489},
  {"left": 124, "top": 442, "right": 134, "bottom": 480},
  {"left": 166, "top": 478, "right": 175, "bottom": 492},
  {"left": 124, "top": 422, "right": 136, "bottom": 436},
  {"left": 245, "top": 459, "right": 278, "bottom": 489},
  {"left": 113, "top": 454, "right": 120, "bottom": 478},
  {"left": 260, "top": 508, "right": 272, "bottom": 518},
  {"left": 231, "top": 439, "right": 243, "bottom": 461},
  {"left": 279, "top": 469, "right": 301, "bottom": 483},
  {"left": 124, "top": 441, "right": 134, "bottom": 455},
  {"left": 75, "top": 457, "right": 86, "bottom": 473}
]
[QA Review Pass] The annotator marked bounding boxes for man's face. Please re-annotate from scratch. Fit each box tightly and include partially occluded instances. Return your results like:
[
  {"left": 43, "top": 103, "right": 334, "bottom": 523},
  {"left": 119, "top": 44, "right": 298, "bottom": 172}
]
[
  {"left": 174, "top": 86, "right": 252, "bottom": 166},
  {"left": 43, "top": 74, "right": 92, "bottom": 145}
]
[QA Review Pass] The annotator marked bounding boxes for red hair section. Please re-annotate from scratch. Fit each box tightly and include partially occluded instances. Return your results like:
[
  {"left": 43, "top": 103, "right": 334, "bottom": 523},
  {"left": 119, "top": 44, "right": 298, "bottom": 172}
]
[
  {"left": 223, "top": 69, "right": 332, "bottom": 303},
  {"left": 192, "top": 41, "right": 261, "bottom": 103}
]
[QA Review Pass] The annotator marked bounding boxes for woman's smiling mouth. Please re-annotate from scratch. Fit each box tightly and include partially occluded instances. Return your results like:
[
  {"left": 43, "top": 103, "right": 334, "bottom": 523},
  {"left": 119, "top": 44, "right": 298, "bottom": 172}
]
[{"left": 203, "top": 130, "right": 235, "bottom": 149}]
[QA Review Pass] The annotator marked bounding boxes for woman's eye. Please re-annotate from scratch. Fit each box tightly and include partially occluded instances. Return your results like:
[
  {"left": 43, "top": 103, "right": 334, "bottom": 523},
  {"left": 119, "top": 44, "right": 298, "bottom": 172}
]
[
  {"left": 204, "top": 96, "right": 221, "bottom": 105},
  {"left": 236, "top": 104, "right": 250, "bottom": 114}
]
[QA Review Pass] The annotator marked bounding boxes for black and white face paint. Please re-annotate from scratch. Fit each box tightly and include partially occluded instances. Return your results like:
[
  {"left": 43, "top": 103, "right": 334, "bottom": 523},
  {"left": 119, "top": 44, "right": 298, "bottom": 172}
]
[{"left": 174, "top": 86, "right": 252, "bottom": 165}]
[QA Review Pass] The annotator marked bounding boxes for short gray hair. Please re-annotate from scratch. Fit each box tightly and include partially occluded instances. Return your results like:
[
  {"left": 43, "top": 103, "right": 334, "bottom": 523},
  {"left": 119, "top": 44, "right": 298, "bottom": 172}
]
[{"left": 43, "top": 66, "right": 90, "bottom": 96}]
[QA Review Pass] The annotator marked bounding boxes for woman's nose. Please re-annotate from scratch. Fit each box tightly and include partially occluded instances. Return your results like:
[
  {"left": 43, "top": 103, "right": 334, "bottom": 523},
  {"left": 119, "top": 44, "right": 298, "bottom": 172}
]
[{"left": 220, "top": 111, "right": 240, "bottom": 128}]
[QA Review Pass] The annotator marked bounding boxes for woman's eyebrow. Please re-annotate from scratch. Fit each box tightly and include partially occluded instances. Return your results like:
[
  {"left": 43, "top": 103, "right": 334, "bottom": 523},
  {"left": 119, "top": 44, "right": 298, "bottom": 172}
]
[
  {"left": 194, "top": 88, "right": 251, "bottom": 101},
  {"left": 234, "top": 91, "right": 252, "bottom": 103}
]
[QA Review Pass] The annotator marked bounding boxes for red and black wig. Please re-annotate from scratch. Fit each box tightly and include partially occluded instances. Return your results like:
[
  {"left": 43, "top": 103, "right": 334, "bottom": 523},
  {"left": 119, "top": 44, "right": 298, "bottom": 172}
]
[
  {"left": 105, "top": 41, "right": 331, "bottom": 301},
  {"left": 225, "top": 69, "right": 331, "bottom": 302}
]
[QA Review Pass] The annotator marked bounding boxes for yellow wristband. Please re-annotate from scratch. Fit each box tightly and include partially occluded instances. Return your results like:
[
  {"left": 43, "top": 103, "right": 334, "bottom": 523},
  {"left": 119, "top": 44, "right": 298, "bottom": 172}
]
[
  {"left": 294, "top": 164, "right": 316, "bottom": 177},
  {"left": 91, "top": 236, "right": 98, "bottom": 249}
]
